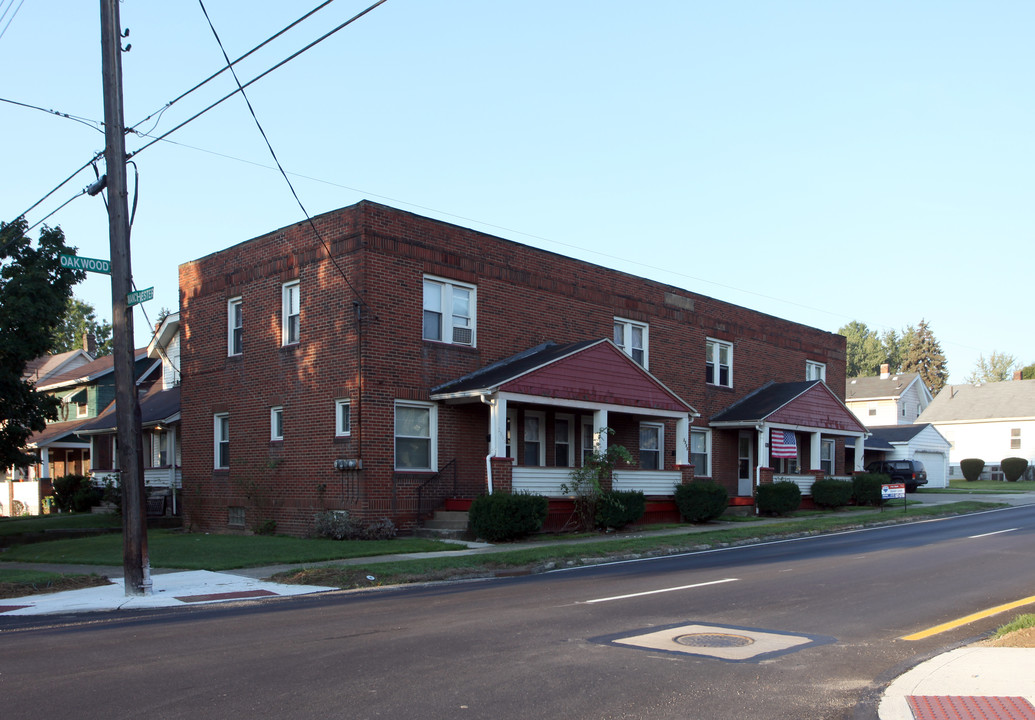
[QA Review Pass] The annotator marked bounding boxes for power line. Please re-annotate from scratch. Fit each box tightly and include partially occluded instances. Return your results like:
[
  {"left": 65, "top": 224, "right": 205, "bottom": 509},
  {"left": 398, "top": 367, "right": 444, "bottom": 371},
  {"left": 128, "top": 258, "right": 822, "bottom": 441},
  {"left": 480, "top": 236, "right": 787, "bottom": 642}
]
[
  {"left": 0, "top": 0, "right": 26, "bottom": 43},
  {"left": 0, "top": 96, "right": 105, "bottom": 134}
]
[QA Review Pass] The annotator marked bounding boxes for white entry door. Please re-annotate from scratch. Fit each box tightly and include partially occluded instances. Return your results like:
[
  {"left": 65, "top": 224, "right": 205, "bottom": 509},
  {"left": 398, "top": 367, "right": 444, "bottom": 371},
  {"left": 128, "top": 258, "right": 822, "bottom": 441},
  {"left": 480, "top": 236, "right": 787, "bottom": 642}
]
[{"left": 738, "top": 431, "right": 754, "bottom": 496}]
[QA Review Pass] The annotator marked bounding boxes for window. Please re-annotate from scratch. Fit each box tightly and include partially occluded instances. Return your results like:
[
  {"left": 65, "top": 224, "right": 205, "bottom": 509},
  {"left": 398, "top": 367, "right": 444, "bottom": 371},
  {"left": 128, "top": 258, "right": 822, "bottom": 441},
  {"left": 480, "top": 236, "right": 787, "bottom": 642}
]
[
  {"left": 1012, "top": 428, "right": 1021, "bottom": 450},
  {"left": 614, "top": 317, "right": 648, "bottom": 367},
  {"left": 214, "top": 413, "right": 229, "bottom": 469},
  {"left": 555, "top": 415, "right": 574, "bottom": 467},
  {"left": 581, "top": 418, "right": 595, "bottom": 465},
  {"left": 639, "top": 423, "right": 663, "bottom": 470},
  {"left": 820, "top": 439, "right": 835, "bottom": 475},
  {"left": 153, "top": 428, "right": 169, "bottom": 467},
  {"left": 270, "top": 406, "right": 283, "bottom": 441},
  {"left": 228, "top": 506, "right": 245, "bottom": 528},
  {"left": 228, "top": 297, "right": 243, "bottom": 355},
  {"left": 690, "top": 429, "right": 710, "bottom": 476},
  {"left": 282, "top": 281, "right": 300, "bottom": 345},
  {"left": 524, "top": 411, "right": 545, "bottom": 466},
  {"left": 706, "top": 339, "right": 732, "bottom": 387},
  {"left": 806, "top": 361, "right": 826, "bottom": 381},
  {"left": 423, "top": 276, "right": 475, "bottom": 346},
  {"left": 335, "top": 399, "right": 351, "bottom": 437},
  {"left": 395, "top": 401, "right": 436, "bottom": 470},
  {"left": 76, "top": 400, "right": 88, "bottom": 418},
  {"left": 505, "top": 410, "right": 518, "bottom": 460}
]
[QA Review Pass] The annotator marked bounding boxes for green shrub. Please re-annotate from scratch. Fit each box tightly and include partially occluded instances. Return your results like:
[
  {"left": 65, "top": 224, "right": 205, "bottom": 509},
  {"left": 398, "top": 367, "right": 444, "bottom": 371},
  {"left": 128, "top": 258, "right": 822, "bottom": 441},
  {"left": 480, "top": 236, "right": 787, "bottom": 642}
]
[
  {"left": 52, "top": 474, "right": 103, "bottom": 513},
  {"left": 756, "top": 481, "right": 801, "bottom": 516},
  {"left": 811, "top": 478, "right": 853, "bottom": 509},
  {"left": 960, "top": 458, "right": 985, "bottom": 482},
  {"left": 674, "top": 481, "right": 729, "bottom": 523},
  {"left": 595, "top": 490, "right": 646, "bottom": 530},
  {"left": 468, "top": 491, "right": 548, "bottom": 542},
  {"left": 1001, "top": 457, "right": 1029, "bottom": 483},
  {"left": 852, "top": 473, "right": 886, "bottom": 506}
]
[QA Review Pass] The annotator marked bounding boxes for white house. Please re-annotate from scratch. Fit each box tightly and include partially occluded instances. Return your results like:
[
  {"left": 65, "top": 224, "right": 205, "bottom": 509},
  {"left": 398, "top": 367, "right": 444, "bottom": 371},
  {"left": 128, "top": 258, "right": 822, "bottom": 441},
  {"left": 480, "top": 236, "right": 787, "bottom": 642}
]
[
  {"left": 917, "top": 379, "right": 1035, "bottom": 481},
  {"left": 863, "top": 424, "right": 951, "bottom": 488},
  {"left": 845, "top": 365, "right": 933, "bottom": 426}
]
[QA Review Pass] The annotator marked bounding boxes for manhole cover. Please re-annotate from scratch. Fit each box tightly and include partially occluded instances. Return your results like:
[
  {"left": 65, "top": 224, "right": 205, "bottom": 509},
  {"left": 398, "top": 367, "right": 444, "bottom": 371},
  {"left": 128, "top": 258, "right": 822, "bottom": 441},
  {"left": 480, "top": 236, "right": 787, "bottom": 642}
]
[{"left": 674, "top": 632, "right": 755, "bottom": 648}]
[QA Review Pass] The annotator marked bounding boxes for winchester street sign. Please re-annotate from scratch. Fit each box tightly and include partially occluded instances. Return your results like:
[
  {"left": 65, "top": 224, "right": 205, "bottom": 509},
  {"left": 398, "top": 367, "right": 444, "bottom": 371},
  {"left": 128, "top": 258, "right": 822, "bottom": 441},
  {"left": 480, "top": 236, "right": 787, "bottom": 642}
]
[
  {"left": 59, "top": 254, "right": 111, "bottom": 274},
  {"left": 127, "top": 287, "right": 154, "bottom": 306}
]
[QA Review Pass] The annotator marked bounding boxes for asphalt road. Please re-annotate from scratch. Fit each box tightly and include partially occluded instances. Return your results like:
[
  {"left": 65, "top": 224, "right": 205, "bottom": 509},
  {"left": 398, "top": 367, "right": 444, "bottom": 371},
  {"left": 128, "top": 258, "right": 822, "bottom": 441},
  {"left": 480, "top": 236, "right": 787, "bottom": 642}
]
[{"left": 2, "top": 504, "right": 1033, "bottom": 719}]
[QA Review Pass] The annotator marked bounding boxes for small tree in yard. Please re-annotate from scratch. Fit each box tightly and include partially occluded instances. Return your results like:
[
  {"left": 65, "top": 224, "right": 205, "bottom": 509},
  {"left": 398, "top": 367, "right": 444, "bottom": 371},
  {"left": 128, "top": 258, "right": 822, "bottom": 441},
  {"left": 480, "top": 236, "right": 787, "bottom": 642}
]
[
  {"left": 560, "top": 427, "right": 632, "bottom": 531},
  {"left": 1001, "top": 457, "right": 1029, "bottom": 483},
  {"left": 960, "top": 458, "right": 985, "bottom": 482}
]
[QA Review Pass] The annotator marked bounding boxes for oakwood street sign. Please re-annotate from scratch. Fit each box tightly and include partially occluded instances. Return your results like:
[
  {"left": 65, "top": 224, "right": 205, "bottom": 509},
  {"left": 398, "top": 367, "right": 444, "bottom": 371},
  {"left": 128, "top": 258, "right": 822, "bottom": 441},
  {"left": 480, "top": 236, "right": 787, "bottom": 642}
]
[{"left": 59, "top": 254, "right": 111, "bottom": 274}]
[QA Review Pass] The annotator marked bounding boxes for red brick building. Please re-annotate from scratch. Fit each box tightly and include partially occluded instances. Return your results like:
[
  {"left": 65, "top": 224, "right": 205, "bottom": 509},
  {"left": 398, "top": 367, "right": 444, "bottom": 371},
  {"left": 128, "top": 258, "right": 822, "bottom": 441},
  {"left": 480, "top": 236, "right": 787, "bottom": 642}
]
[{"left": 179, "top": 201, "right": 866, "bottom": 536}]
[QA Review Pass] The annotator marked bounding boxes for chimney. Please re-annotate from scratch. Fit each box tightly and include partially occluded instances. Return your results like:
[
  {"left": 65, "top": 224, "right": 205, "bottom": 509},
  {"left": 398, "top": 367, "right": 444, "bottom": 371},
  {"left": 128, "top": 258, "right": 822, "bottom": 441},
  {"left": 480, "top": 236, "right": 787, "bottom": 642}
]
[
  {"left": 83, "top": 332, "right": 97, "bottom": 356},
  {"left": 880, "top": 363, "right": 890, "bottom": 379},
  {"left": 1015, "top": 370, "right": 1024, "bottom": 381}
]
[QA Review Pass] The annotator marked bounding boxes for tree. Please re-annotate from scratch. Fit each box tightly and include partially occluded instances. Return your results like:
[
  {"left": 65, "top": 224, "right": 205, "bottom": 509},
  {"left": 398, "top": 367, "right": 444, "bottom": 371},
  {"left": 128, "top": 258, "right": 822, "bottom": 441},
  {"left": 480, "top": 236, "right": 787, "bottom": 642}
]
[
  {"left": 50, "top": 297, "right": 112, "bottom": 356},
  {"left": 0, "top": 219, "right": 84, "bottom": 471},
  {"left": 964, "top": 351, "right": 1018, "bottom": 384},
  {"left": 901, "top": 319, "right": 948, "bottom": 395},
  {"left": 1019, "top": 363, "right": 1035, "bottom": 380},
  {"left": 838, "top": 321, "right": 884, "bottom": 377}
]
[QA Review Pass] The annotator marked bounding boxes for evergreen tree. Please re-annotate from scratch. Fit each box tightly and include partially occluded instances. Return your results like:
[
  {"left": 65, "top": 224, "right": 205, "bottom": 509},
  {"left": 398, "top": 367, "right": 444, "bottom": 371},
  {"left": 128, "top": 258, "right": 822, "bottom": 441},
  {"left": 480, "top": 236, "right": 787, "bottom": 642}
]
[
  {"left": 838, "top": 321, "right": 884, "bottom": 377},
  {"left": 50, "top": 297, "right": 112, "bottom": 356},
  {"left": 0, "top": 219, "right": 84, "bottom": 470},
  {"left": 901, "top": 319, "right": 948, "bottom": 394}
]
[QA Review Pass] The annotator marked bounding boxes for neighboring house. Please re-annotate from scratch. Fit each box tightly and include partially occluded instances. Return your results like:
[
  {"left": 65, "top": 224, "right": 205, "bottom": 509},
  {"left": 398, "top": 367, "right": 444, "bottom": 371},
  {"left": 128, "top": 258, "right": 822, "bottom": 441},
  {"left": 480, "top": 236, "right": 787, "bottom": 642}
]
[
  {"left": 77, "top": 314, "right": 182, "bottom": 514},
  {"left": 917, "top": 379, "right": 1035, "bottom": 481},
  {"left": 178, "top": 200, "right": 865, "bottom": 536},
  {"left": 862, "top": 425, "right": 951, "bottom": 488},
  {"left": 845, "top": 365, "right": 933, "bottom": 426}
]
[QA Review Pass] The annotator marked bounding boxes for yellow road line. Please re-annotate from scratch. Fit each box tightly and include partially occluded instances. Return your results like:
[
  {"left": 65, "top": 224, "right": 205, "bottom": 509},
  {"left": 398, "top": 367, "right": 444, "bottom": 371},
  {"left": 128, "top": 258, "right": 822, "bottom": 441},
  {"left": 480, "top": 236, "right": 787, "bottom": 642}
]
[{"left": 901, "top": 595, "right": 1035, "bottom": 641}]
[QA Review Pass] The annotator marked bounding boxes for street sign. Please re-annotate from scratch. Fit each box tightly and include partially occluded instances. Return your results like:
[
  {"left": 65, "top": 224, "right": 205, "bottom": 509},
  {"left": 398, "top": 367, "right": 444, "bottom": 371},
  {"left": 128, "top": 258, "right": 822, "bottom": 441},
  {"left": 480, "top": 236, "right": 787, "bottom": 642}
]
[
  {"left": 59, "top": 254, "right": 111, "bottom": 275},
  {"left": 127, "top": 287, "right": 154, "bottom": 306},
  {"left": 881, "top": 483, "right": 906, "bottom": 500}
]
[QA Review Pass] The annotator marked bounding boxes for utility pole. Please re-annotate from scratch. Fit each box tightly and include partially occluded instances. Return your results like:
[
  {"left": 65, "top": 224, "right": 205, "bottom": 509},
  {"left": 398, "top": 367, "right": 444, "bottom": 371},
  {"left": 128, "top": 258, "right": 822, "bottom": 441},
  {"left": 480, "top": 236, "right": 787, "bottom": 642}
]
[{"left": 100, "top": 0, "right": 150, "bottom": 596}]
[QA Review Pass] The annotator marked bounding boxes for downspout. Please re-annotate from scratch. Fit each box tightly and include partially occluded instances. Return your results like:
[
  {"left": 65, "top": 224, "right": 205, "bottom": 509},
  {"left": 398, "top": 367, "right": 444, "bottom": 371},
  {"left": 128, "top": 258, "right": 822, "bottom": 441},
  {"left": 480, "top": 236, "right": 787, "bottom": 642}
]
[{"left": 480, "top": 394, "right": 495, "bottom": 494}]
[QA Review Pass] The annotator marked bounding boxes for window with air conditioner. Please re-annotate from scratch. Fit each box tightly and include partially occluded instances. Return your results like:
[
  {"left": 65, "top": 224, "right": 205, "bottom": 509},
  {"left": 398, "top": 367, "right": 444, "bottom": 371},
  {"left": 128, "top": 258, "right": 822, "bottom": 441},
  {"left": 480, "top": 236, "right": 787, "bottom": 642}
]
[{"left": 423, "top": 276, "right": 476, "bottom": 346}]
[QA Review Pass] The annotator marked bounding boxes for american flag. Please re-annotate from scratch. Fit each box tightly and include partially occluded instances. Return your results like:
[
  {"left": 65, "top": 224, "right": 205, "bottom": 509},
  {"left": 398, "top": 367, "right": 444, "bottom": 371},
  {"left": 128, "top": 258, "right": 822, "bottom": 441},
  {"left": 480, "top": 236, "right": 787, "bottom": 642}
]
[{"left": 771, "top": 429, "right": 797, "bottom": 458}]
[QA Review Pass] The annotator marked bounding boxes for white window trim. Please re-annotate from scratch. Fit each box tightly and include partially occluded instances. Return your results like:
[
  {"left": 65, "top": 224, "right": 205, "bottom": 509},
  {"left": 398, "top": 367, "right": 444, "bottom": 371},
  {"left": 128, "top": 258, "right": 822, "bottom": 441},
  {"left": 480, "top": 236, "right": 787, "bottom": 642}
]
[
  {"left": 394, "top": 400, "right": 437, "bottom": 471},
  {"left": 639, "top": 422, "right": 664, "bottom": 470},
  {"left": 505, "top": 409, "right": 519, "bottom": 461},
  {"left": 581, "top": 416, "right": 595, "bottom": 465},
  {"left": 270, "top": 406, "right": 283, "bottom": 442},
  {"left": 614, "top": 316, "right": 649, "bottom": 368},
  {"left": 335, "top": 399, "right": 352, "bottom": 437},
  {"left": 75, "top": 400, "right": 88, "bottom": 418},
  {"left": 806, "top": 360, "right": 826, "bottom": 382},
  {"left": 706, "top": 338, "right": 733, "bottom": 388},
  {"left": 554, "top": 413, "right": 575, "bottom": 468},
  {"left": 228, "top": 296, "right": 243, "bottom": 356},
  {"left": 690, "top": 428, "right": 711, "bottom": 476},
  {"left": 214, "top": 413, "right": 229, "bottom": 469},
  {"left": 282, "top": 280, "right": 300, "bottom": 346},
  {"left": 524, "top": 410, "right": 546, "bottom": 467},
  {"left": 821, "top": 438, "right": 835, "bottom": 475},
  {"left": 423, "top": 275, "right": 477, "bottom": 347}
]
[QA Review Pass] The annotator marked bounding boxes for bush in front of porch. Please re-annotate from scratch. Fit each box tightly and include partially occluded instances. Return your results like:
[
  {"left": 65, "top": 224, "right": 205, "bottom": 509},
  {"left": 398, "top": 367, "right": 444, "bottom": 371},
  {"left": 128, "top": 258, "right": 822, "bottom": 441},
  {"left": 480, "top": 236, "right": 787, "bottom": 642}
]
[
  {"left": 595, "top": 490, "right": 646, "bottom": 530},
  {"left": 756, "top": 481, "right": 801, "bottom": 516},
  {"left": 811, "top": 478, "right": 853, "bottom": 509},
  {"left": 673, "top": 481, "right": 728, "bottom": 523},
  {"left": 468, "top": 491, "right": 548, "bottom": 542}
]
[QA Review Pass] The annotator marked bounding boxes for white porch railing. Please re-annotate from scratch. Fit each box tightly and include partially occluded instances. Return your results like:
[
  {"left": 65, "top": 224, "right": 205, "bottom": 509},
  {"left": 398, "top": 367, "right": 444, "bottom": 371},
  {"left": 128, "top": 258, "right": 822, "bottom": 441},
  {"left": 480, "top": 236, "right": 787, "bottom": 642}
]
[
  {"left": 774, "top": 474, "right": 816, "bottom": 497},
  {"left": 512, "top": 467, "right": 680, "bottom": 496}
]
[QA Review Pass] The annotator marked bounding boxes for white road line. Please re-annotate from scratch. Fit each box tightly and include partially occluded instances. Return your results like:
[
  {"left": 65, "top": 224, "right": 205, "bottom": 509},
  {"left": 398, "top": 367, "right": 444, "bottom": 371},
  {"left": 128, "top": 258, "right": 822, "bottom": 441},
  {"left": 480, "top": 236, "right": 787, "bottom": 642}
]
[
  {"left": 583, "top": 578, "right": 738, "bottom": 604},
  {"left": 968, "top": 528, "right": 1018, "bottom": 539}
]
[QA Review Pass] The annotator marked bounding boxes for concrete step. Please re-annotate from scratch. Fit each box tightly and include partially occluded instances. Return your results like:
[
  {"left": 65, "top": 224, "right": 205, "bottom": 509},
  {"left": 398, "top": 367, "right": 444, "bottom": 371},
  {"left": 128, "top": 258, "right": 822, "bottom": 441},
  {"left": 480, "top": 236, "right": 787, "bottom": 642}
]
[{"left": 423, "top": 510, "right": 469, "bottom": 530}]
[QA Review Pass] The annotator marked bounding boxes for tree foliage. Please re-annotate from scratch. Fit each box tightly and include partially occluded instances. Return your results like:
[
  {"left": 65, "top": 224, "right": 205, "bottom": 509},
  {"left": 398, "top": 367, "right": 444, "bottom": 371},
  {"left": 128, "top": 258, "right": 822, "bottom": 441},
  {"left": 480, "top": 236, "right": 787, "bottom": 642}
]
[
  {"left": 838, "top": 321, "right": 912, "bottom": 377},
  {"left": 1022, "top": 364, "right": 1035, "bottom": 381},
  {"left": 50, "top": 297, "right": 112, "bottom": 357},
  {"left": 0, "top": 219, "right": 84, "bottom": 471},
  {"left": 900, "top": 319, "right": 948, "bottom": 394},
  {"left": 964, "top": 351, "right": 1018, "bottom": 384}
]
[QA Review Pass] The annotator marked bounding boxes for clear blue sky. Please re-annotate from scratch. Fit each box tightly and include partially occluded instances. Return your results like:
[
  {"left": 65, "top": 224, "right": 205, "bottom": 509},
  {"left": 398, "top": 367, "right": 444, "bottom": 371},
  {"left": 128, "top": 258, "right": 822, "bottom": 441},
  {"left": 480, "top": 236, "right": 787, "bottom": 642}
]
[{"left": 3, "top": 1, "right": 1033, "bottom": 383}]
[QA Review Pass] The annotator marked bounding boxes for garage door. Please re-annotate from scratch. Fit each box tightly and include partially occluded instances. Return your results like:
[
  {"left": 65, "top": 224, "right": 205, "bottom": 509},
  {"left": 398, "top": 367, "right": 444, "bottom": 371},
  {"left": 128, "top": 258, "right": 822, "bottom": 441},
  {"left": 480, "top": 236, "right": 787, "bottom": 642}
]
[{"left": 915, "top": 451, "right": 947, "bottom": 488}]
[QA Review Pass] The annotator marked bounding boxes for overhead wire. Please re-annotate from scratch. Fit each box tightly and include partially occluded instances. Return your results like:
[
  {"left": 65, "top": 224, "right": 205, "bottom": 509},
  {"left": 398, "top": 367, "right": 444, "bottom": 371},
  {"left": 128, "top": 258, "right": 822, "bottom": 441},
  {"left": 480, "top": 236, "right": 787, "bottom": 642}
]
[{"left": 0, "top": 0, "right": 25, "bottom": 42}]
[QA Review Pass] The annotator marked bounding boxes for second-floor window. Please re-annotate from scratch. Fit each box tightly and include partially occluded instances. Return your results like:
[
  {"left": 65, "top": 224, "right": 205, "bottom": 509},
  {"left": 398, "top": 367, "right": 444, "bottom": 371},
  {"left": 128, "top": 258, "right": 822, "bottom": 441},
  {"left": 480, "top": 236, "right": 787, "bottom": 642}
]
[
  {"left": 614, "top": 318, "right": 648, "bottom": 367},
  {"left": 806, "top": 360, "right": 826, "bottom": 381},
  {"left": 270, "top": 406, "right": 283, "bottom": 441},
  {"left": 282, "top": 281, "right": 300, "bottom": 346},
  {"left": 423, "top": 276, "right": 475, "bottom": 346},
  {"left": 1012, "top": 428, "right": 1021, "bottom": 450},
  {"left": 228, "top": 297, "right": 243, "bottom": 355},
  {"left": 214, "top": 413, "right": 229, "bottom": 469},
  {"left": 706, "top": 339, "right": 732, "bottom": 387}
]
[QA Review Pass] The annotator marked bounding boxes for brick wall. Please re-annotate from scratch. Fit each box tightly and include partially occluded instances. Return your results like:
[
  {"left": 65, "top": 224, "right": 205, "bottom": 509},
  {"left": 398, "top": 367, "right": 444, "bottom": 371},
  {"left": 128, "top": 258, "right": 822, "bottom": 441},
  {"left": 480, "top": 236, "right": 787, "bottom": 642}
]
[{"left": 179, "top": 201, "right": 846, "bottom": 535}]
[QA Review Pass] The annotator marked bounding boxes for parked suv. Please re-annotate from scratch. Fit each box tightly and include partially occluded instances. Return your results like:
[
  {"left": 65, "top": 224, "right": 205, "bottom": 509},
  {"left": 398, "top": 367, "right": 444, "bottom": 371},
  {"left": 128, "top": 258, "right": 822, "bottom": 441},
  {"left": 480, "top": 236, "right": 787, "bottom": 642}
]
[{"left": 865, "top": 459, "right": 928, "bottom": 493}]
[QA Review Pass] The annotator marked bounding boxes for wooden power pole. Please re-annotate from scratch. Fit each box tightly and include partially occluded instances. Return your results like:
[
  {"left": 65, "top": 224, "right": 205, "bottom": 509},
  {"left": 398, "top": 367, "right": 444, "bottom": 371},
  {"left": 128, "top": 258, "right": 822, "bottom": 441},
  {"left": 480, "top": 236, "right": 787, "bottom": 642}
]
[{"left": 100, "top": 0, "right": 150, "bottom": 596}]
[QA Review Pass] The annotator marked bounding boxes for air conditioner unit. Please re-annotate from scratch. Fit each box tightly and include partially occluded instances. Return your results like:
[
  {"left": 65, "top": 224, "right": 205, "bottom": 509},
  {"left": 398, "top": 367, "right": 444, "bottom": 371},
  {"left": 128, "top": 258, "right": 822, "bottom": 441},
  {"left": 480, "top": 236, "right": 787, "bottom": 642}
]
[{"left": 452, "top": 326, "right": 473, "bottom": 345}]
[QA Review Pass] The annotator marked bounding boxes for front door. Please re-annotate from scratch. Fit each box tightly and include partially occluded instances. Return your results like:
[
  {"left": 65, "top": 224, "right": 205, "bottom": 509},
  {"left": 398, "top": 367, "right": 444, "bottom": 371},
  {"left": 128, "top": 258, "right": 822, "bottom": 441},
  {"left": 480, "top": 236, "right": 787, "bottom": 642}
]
[{"left": 738, "top": 431, "right": 754, "bottom": 496}]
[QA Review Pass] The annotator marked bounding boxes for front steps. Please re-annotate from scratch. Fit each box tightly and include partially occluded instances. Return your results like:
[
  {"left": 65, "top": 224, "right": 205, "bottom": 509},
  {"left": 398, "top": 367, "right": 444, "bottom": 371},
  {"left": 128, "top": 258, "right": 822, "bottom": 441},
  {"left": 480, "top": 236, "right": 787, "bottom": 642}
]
[{"left": 415, "top": 509, "right": 470, "bottom": 540}]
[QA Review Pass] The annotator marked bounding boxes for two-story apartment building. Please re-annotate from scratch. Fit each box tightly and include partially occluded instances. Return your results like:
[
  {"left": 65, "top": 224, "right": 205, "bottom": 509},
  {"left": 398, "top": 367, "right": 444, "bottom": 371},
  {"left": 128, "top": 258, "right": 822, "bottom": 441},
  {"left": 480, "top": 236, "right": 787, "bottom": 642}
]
[{"left": 179, "top": 201, "right": 865, "bottom": 536}]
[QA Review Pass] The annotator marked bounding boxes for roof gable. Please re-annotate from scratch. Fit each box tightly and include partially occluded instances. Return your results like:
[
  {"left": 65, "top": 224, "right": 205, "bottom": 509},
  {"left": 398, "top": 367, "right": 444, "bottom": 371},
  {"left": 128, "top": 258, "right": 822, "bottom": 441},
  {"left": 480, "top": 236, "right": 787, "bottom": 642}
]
[
  {"left": 432, "top": 340, "right": 697, "bottom": 414},
  {"left": 712, "top": 380, "right": 867, "bottom": 433}
]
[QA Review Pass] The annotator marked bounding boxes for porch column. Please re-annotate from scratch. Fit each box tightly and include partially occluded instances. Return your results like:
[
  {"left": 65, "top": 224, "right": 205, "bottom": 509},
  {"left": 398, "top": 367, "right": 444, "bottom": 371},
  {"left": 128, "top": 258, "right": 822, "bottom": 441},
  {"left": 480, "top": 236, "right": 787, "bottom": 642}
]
[
  {"left": 675, "top": 416, "right": 690, "bottom": 465},
  {"left": 810, "top": 432, "right": 822, "bottom": 471},
  {"left": 40, "top": 447, "right": 51, "bottom": 479},
  {"left": 486, "top": 395, "right": 508, "bottom": 493},
  {"left": 853, "top": 434, "right": 866, "bottom": 472},
  {"left": 593, "top": 409, "right": 608, "bottom": 454},
  {"left": 756, "top": 424, "right": 767, "bottom": 490}
]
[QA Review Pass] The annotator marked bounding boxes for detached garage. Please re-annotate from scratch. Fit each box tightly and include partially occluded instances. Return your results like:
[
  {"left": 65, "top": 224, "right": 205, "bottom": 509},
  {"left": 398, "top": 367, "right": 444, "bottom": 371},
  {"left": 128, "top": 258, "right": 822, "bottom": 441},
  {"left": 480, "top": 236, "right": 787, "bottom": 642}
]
[{"left": 864, "top": 425, "right": 951, "bottom": 489}]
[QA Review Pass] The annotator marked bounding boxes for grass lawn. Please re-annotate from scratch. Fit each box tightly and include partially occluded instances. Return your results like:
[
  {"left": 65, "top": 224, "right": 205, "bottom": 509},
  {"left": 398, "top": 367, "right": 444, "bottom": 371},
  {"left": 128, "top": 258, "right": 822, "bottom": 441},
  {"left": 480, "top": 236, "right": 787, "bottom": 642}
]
[
  {"left": 0, "top": 568, "right": 112, "bottom": 599},
  {"left": 0, "top": 513, "right": 121, "bottom": 536},
  {"left": 0, "top": 529, "right": 463, "bottom": 570},
  {"left": 931, "top": 479, "right": 1035, "bottom": 493}
]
